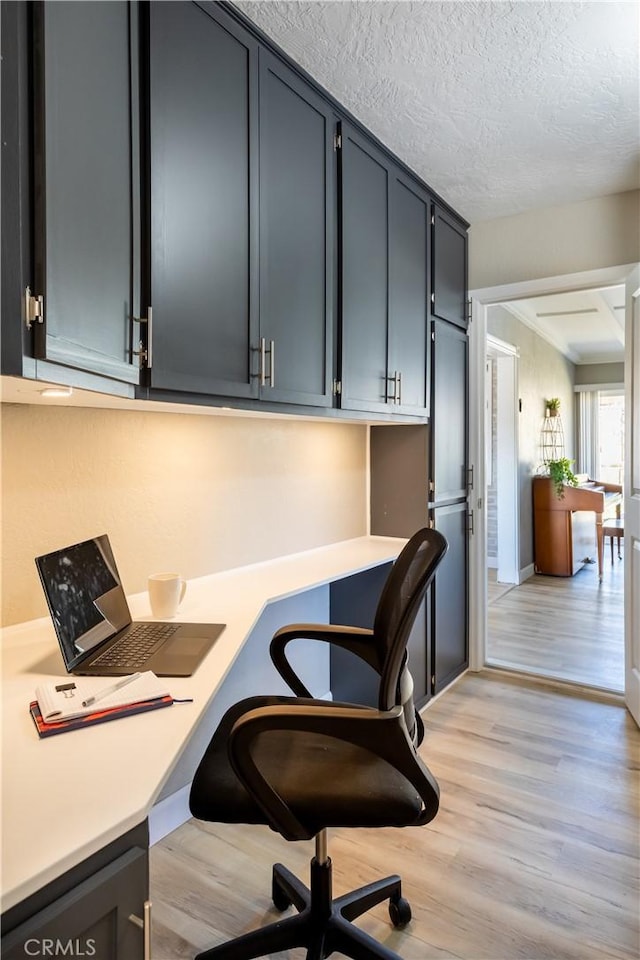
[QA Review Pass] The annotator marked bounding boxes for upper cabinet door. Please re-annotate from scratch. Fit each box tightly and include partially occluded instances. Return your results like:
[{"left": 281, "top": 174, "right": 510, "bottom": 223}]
[
  {"left": 258, "top": 52, "right": 334, "bottom": 407},
  {"left": 431, "top": 205, "right": 468, "bottom": 329},
  {"left": 340, "top": 125, "right": 430, "bottom": 417},
  {"left": 388, "top": 172, "right": 430, "bottom": 416},
  {"left": 340, "top": 123, "right": 390, "bottom": 414},
  {"left": 33, "top": 1, "right": 140, "bottom": 384},
  {"left": 148, "top": 1, "right": 259, "bottom": 398}
]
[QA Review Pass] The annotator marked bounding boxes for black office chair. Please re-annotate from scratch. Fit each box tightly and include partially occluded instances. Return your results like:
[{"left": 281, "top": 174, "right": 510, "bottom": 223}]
[{"left": 189, "top": 527, "right": 448, "bottom": 960}]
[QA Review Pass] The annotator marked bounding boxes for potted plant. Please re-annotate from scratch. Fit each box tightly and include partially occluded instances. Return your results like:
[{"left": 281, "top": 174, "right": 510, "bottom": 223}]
[
  {"left": 547, "top": 457, "right": 578, "bottom": 498},
  {"left": 546, "top": 398, "right": 561, "bottom": 417}
]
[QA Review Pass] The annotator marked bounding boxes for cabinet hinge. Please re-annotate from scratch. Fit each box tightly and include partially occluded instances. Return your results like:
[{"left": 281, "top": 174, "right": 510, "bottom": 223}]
[
  {"left": 334, "top": 132, "right": 342, "bottom": 151},
  {"left": 466, "top": 298, "right": 472, "bottom": 323},
  {"left": 131, "top": 308, "right": 153, "bottom": 369},
  {"left": 332, "top": 378, "right": 342, "bottom": 396},
  {"left": 24, "top": 287, "right": 44, "bottom": 329}
]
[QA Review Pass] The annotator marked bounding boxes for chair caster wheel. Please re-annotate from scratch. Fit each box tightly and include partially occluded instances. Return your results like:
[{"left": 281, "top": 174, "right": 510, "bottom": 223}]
[
  {"left": 272, "top": 880, "right": 291, "bottom": 912},
  {"left": 389, "top": 896, "right": 412, "bottom": 928}
]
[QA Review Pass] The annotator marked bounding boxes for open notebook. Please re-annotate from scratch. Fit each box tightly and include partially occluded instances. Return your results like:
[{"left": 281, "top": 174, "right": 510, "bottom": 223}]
[{"left": 35, "top": 671, "right": 170, "bottom": 722}]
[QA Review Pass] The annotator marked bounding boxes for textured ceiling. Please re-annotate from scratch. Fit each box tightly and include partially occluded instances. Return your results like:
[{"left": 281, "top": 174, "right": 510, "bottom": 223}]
[{"left": 235, "top": 0, "right": 640, "bottom": 224}]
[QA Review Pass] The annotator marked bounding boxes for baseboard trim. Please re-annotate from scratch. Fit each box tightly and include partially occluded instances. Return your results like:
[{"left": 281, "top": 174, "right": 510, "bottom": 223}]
[
  {"left": 519, "top": 563, "right": 535, "bottom": 584},
  {"left": 149, "top": 784, "right": 191, "bottom": 845}
]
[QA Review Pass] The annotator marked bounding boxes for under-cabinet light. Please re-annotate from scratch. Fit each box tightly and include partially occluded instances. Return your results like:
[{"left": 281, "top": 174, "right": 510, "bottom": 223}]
[{"left": 39, "top": 386, "right": 74, "bottom": 399}]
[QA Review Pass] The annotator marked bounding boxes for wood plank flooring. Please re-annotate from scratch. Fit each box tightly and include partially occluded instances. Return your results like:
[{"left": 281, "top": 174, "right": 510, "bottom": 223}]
[
  {"left": 487, "top": 552, "right": 624, "bottom": 692},
  {"left": 150, "top": 672, "right": 639, "bottom": 960}
]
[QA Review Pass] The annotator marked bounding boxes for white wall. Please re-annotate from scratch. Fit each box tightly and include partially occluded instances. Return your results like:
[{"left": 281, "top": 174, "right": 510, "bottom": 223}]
[
  {"left": 469, "top": 190, "right": 640, "bottom": 290},
  {"left": 1, "top": 404, "right": 368, "bottom": 626}
]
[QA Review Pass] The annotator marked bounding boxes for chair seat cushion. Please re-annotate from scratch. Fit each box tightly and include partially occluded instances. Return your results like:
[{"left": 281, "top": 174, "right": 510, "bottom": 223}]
[{"left": 189, "top": 696, "right": 424, "bottom": 835}]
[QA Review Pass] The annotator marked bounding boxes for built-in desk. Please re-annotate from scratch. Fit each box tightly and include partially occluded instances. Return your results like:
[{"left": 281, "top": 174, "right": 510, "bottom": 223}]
[{"left": 1, "top": 536, "right": 404, "bottom": 923}]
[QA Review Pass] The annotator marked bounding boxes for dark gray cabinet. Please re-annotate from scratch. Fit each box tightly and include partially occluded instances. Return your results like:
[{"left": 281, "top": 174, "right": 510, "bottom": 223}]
[
  {"left": 148, "top": 0, "right": 259, "bottom": 399},
  {"left": 3, "top": 0, "right": 468, "bottom": 422},
  {"left": 258, "top": 51, "right": 334, "bottom": 407},
  {"left": 431, "top": 318, "right": 469, "bottom": 504},
  {"left": 339, "top": 123, "right": 430, "bottom": 417},
  {"left": 1, "top": 825, "right": 149, "bottom": 960},
  {"left": 32, "top": 0, "right": 141, "bottom": 385},
  {"left": 370, "top": 319, "right": 469, "bottom": 696},
  {"left": 432, "top": 204, "right": 468, "bottom": 330},
  {"left": 148, "top": 3, "right": 335, "bottom": 409},
  {"left": 430, "top": 500, "right": 468, "bottom": 693}
]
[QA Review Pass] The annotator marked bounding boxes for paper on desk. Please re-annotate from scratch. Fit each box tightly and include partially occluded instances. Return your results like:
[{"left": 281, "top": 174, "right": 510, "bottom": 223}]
[{"left": 35, "top": 671, "right": 170, "bottom": 722}]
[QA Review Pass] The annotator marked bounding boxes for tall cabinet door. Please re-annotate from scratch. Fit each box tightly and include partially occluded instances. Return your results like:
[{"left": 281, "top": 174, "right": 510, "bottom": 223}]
[
  {"left": 388, "top": 172, "right": 430, "bottom": 416},
  {"left": 431, "top": 501, "right": 469, "bottom": 693},
  {"left": 431, "top": 204, "right": 468, "bottom": 330},
  {"left": 148, "top": 1, "right": 259, "bottom": 398},
  {"left": 431, "top": 319, "right": 469, "bottom": 504},
  {"left": 340, "top": 123, "right": 390, "bottom": 414},
  {"left": 430, "top": 316, "right": 469, "bottom": 691},
  {"left": 33, "top": 1, "right": 140, "bottom": 384},
  {"left": 258, "top": 52, "right": 334, "bottom": 407}
]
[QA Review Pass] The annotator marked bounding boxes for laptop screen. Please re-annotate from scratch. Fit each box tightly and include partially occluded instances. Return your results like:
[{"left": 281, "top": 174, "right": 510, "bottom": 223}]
[{"left": 35, "top": 535, "right": 133, "bottom": 670}]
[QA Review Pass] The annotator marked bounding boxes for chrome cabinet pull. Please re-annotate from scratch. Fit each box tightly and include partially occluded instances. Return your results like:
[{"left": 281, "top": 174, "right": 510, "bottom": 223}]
[
  {"left": 129, "top": 899, "right": 152, "bottom": 959},
  {"left": 468, "top": 465, "right": 474, "bottom": 490},
  {"left": 257, "top": 338, "right": 275, "bottom": 387},
  {"left": 386, "top": 371, "right": 398, "bottom": 403},
  {"left": 260, "top": 337, "right": 267, "bottom": 387},
  {"left": 396, "top": 371, "right": 402, "bottom": 405}
]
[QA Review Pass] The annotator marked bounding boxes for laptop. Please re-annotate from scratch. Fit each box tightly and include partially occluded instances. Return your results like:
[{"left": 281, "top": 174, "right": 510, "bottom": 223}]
[{"left": 35, "top": 534, "right": 225, "bottom": 677}]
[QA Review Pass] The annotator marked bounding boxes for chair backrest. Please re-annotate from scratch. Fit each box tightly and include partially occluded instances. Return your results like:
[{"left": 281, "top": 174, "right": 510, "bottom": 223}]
[{"left": 373, "top": 528, "right": 448, "bottom": 713}]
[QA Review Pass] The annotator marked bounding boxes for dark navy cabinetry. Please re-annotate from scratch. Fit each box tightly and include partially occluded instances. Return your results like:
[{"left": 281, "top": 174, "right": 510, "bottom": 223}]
[
  {"left": 339, "top": 123, "right": 431, "bottom": 417},
  {"left": 1, "top": 0, "right": 141, "bottom": 389},
  {"left": 147, "top": 0, "right": 259, "bottom": 400},
  {"left": 257, "top": 50, "right": 335, "bottom": 407},
  {"left": 1, "top": 0, "right": 467, "bottom": 419},
  {"left": 432, "top": 204, "right": 469, "bottom": 330}
]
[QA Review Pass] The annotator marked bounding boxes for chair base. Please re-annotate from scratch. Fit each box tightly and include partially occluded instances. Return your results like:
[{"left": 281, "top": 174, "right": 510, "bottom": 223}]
[{"left": 195, "top": 856, "right": 411, "bottom": 960}]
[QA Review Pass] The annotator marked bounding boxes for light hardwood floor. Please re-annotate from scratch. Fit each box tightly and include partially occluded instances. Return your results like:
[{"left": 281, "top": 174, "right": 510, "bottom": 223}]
[
  {"left": 150, "top": 672, "right": 639, "bottom": 960},
  {"left": 487, "top": 551, "right": 624, "bottom": 692}
]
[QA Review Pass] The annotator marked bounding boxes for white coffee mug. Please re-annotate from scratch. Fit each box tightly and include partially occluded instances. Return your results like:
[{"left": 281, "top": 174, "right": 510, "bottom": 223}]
[{"left": 148, "top": 573, "right": 187, "bottom": 619}]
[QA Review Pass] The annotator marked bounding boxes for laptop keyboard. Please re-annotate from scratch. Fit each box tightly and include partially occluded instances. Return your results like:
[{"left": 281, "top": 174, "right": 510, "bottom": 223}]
[{"left": 91, "top": 622, "right": 178, "bottom": 668}]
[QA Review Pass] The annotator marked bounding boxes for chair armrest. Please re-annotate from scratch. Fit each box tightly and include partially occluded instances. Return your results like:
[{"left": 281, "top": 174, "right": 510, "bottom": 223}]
[
  {"left": 270, "top": 623, "right": 381, "bottom": 697},
  {"left": 228, "top": 700, "right": 439, "bottom": 841}
]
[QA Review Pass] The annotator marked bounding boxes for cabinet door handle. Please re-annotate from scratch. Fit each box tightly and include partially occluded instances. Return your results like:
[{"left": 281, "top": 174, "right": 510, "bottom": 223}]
[
  {"left": 259, "top": 338, "right": 275, "bottom": 388},
  {"left": 260, "top": 337, "right": 267, "bottom": 387},
  {"left": 467, "top": 465, "right": 474, "bottom": 490},
  {"left": 385, "top": 371, "right": 398, "bottom": 403},
  {"left": 129, "top": 899, "right": 152, "bottom": 959},
  {"left": 396, "top": 370, "right": 402, "bottom": 405},
  {"left": 468, "top": 510, "right": 474, "bottom": 535}
]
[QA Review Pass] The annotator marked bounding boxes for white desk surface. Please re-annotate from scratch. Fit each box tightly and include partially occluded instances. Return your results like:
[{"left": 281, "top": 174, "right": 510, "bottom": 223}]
[{"left": 1, "top": 536, "right": 404, "bottom": 913}]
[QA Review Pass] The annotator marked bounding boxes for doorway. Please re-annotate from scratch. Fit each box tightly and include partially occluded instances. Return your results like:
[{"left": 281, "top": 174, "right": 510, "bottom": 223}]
[{"left": 468, "top": 265, "right": 630, "bottom": 696}]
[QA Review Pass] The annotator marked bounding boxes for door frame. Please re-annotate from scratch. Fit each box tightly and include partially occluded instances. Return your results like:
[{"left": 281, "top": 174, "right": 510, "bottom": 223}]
[
  {"left": 486, "top": 335, "right": 519, "bottom": 585},
  {"left": 624, "top": 264, "right": 640, "bottom": 726},
  {"left": 468, "top": 262, "right": 637, "bottom": 680}
]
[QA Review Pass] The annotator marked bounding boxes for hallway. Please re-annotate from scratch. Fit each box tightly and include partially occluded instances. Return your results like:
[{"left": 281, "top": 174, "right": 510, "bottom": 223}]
[{"left": 487, "top": 550, "right": 624, "bottom": 692}]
